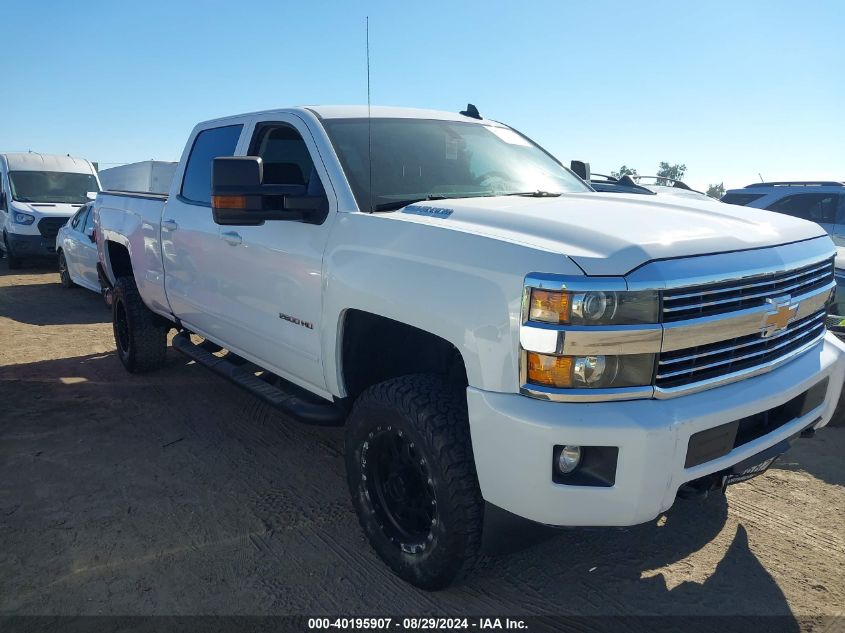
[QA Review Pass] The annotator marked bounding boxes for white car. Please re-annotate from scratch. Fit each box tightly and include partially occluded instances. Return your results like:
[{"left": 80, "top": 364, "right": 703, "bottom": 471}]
[
  {"left": 56, "top": 202, "right": 101, "bottom": 293},
  {"left": 94, "top": 105, "right": 845, "bottom": 589}
]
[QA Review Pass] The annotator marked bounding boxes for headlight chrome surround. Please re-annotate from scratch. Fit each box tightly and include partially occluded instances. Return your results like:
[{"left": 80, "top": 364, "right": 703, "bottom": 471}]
[{"left": 520, "top": 273, "right": 660, "bottom": 401}]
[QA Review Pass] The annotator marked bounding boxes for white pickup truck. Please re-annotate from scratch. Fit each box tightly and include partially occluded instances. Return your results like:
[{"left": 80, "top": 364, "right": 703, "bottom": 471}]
[{"left": 94, "top": 105, "right": 845, "bottom": 589}]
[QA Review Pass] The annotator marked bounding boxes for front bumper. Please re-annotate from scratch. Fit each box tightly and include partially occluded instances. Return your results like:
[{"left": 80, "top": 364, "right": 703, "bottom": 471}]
[
  {"left": 5, "top": 232, "right": 57, "bottom": 259},
  {"left": 467, "top": 332, "right": 845, "bottom": 527}
]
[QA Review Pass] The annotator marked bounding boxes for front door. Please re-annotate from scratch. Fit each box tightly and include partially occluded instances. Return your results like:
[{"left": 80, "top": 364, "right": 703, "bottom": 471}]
[
  {"left": 162, "top": 122, "right": 245, "bottom": 337},
  {"left": 211, "top": 115, "right": 337, "bottom": 395}
]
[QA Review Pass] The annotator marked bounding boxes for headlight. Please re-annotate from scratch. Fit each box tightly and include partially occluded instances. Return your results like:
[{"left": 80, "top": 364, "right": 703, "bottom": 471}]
[
  {"left": 528, "top": 289, "right": 658, "bottom": 325},
  {"left": 526, "top": 351, "right": 655, "bottom": 389},
  {"left": 13, "top": 211, "right": 35, "bottom": 225}
]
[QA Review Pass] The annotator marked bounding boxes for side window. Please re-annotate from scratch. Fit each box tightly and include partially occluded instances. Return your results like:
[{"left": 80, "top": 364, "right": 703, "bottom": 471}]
[
  {"left": 838, "top": 194, "right": 845, "bottom": 225},
  {"left": 766, "top": 193, "right": 837, "bottom": 224},
  {"left": 180, "top": 124, "right": 243, "bottom": 205},
  {"left": 70, "top": 207, "right": 88, "bottom": 230},
  {"left": 250, "top": 124, "right": 324, "bottom": 195},
  {"left": 83, "top": 206, "right": 96, "bottom": 232},
  {"left": 720, "top": 193, "right": 765, "bottom": 206}
]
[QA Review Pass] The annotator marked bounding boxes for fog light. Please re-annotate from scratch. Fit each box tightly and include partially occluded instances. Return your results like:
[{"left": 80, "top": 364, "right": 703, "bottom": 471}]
[{"left": 558, "top": 445, "right": 582, "bottom": 474}]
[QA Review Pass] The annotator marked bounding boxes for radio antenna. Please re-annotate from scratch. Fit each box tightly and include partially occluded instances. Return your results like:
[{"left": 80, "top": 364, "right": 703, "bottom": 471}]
[{"left": 366, "top": 16, "right": 373, "bottom": 213}]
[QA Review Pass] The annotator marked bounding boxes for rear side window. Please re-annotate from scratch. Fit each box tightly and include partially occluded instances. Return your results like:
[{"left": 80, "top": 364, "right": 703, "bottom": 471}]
[
  {"left": 180, "top": 124, "right": 243, "bottom": 205},
  {"left": 70, "top": 206, "right": 89, "bottom": 229},
  {"left": 765, "top": 193, "right": 838, "bottom": 224},
  {"left": 721, "top": 193, "right": 765, "bottom": 206}
]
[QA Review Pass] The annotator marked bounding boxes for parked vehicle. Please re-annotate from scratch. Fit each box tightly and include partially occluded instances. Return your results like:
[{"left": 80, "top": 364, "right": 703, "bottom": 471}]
[
  {"left": 98, "top": 160, "right": 177, "bottom": 195},
  {"left": 0, "top": 152, "right": 101, "bottom": 268},
  {"left": 570, "top": 162, "right": 714, "bottom": 201},
  {"left": 94, "top": 105, "right": 845, "bottom": 589},
  {"left": 722, "top": 182, "right": 845, "bottom": 237},
  {"left": 56, "top": 202, "right": 102, "bottom": 293}
]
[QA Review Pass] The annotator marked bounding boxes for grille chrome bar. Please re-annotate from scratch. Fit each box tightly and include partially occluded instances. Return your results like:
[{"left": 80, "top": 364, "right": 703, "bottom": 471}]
[
  {"left": 659, "top": 310, "right": 825, "bottom": 367},
  {"left": 656, "top": 312, "right": 825, "bottom": 380},
  {"left": 665, "top": 260, "right": 832, "bottom": 301},
  {"left": 662, "top": 257, "right": 834, "bottom": 322},
  {"left": 663, "top": 270, "right": 832, "bottom": 313}
]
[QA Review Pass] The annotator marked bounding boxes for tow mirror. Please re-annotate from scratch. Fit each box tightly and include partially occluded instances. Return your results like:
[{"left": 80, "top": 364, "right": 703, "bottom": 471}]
[
  {"left": 570, "top": 160, "right": 590, "bottom": 182},
  {"left": 211, "top": 156, "right": 327, "bottom": 226}
]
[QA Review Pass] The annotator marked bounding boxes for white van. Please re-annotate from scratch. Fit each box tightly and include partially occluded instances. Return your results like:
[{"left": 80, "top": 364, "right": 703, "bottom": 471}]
[{"left": 0, "top": 152, "right": 101, "bottom": 268}]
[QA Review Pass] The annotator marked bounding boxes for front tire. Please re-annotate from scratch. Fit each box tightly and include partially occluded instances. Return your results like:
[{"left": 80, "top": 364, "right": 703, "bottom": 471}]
[
  {"left": 57, "top": 250, "right": 75, "bottom": 288},
  {"left": 345, "top": 374, "right": 484, "bottom": 590},
  {"left": 112, "top": 276, "right": 169, "bottom": 373}
]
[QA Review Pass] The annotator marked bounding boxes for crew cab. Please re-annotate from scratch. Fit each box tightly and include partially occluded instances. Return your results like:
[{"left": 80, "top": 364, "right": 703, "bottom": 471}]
[
  {"left": 0, "top": 152, "right": 100, "bottom": 268},
  {"left": 94, "top": 105, "right": 845, "bottom": 589}
]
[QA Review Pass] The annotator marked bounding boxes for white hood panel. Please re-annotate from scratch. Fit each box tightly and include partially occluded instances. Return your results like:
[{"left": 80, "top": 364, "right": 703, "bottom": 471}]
[{"left": 389, "top": 193, "right": 827, "bottom": 276}]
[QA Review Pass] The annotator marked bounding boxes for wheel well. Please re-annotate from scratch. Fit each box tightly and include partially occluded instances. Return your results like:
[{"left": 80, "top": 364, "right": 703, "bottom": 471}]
[
  {"left": 341, "top": 310, "right": 467, "bottom": 401},
  {"left": 106, "top": 241, "right": 133, "bottom": 279}
]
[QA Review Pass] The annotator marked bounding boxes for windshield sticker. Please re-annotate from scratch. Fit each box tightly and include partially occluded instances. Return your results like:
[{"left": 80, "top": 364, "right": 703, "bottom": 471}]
[
  {"left": 488, "top": 127, "right": 531, "bottom": 146},
  {"left": 403, "top": 205, "right": 453, "bottom": 219},
  {"left": 445, "top": 138, "right": 459, "bottom": 160}
]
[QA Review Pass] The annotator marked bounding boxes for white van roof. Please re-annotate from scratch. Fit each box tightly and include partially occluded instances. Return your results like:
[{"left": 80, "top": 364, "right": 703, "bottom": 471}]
[{"left": 2, "top": 152, "right": 94, "bottom": 174}]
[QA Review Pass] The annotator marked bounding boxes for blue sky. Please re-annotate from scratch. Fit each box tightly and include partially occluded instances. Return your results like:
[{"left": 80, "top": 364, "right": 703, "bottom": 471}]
[{"left": 2, "top": 0, "right": 842, "bottom": 191}]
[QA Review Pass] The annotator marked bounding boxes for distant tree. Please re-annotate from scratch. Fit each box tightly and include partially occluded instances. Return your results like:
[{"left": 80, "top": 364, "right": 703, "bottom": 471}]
[
  {"left": 706, "top": 182, "right": 725, "bottom": 199},
  {"left": 611, "top": 165, "right": 638, "bottom": 179},
  {"left": 656, "top": 162, "right": 687, "bottom": 186}
]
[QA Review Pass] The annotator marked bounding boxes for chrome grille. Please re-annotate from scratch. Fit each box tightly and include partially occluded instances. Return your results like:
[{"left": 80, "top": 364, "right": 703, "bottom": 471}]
[
  {"left": 662, "top": 258, "right": 834, "bottom": 322},
  {"left": 656, "top": 309, "right": 826, "bottom": 389}
]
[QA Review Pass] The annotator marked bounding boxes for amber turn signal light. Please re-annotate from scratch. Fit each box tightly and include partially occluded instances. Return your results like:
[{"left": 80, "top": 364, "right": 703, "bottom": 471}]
[
  {"left": 212, "top": 195, "right": 247, "bottom": 209},
  {"left": 529, "top": 289, "right": 571, "bottom": 324},
  {"left": 526, "top": 352, "right": 573, "bottom": 388}
]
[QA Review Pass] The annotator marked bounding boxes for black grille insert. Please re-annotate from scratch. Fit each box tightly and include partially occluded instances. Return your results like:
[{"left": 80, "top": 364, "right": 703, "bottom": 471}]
[{"left": 37, "top": 217, "right": 68, "bottom": 240}]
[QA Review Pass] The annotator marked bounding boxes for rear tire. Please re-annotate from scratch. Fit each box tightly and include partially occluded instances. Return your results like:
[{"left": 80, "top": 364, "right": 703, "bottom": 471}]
[
  {"left": 112, "top": 276, "right": 169, "bottom": 373},
  {"left": 345, "top": 374, "right": 484, "bottom": 590},
  {"left": 57, "top": 250, "right": 75, "bottom": 288},
  {"left": 3, "top": 234, "right": 21, "bottom": 270}
]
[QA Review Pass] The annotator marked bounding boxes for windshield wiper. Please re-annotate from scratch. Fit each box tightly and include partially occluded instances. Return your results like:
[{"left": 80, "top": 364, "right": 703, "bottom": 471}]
[
  {"left": 504, "top": 190, "right": 562, "bottom": 198},
  {"left": 373, "top": 195, "right": 450, "bottom": 212}
]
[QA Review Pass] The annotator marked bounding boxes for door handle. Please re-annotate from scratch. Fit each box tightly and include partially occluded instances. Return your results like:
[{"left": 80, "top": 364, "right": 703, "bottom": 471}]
[
  {"left": 221, "top": 231, "right": 242, "bottom": 246},
  {"left": 162, "top": 219, "right": 179, "bottom": 231}
]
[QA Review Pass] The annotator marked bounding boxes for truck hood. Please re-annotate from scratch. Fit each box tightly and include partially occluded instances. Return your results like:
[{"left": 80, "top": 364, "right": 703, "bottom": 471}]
[{"left": 390, "top": 193, "right": 827, "bottom": 275}]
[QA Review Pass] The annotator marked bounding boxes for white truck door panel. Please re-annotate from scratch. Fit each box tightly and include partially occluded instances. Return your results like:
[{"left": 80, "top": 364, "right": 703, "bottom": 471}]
[
  {"left": 162, "top": 123, "right": 244, "bottom": 336},
  {"left": 210, "top": 115, "right": 336, "bottom": 394}
]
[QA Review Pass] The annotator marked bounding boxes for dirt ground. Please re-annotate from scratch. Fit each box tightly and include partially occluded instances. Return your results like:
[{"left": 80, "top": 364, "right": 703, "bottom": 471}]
[{"left": 1, "top": 264, "right": 843, "bottom": 626}]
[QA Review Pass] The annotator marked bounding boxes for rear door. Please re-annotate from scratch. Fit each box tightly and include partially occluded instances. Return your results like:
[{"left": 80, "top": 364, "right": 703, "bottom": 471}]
[
  {"left": 77, "top": 206, "right": 99, "bottom": 288},
  {"left": 210, "top": 114, "right": 337, "bottom": 394},
  {"left": 162, "top": 122, "right": 246, "bottom": 336},
  {"left": 765, "top": 193, "right": 838, "bottom": 234},
  {"left": 64, "top": 205, "right": 89, "bottom": 281}
]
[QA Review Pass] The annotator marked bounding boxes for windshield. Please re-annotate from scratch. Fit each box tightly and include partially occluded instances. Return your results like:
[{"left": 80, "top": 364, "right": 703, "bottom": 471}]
[
  {"left": 9, "top": 171, "right": 100, "bottom": 204},
  {"left": 322, "top": 118, "right": 589, "bottom": 210}
]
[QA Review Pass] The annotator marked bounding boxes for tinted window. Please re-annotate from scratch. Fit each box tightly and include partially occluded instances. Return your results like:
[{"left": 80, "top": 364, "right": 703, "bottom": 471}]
[
  {"left": 838, "top": 194, "right": 845, "bottom": 225},
  {"left": 180, "top": 124, "right": 243, "bottom": 205},
  {"left": 9, "top": 171, "right": 99, "bottom": 204},
  {"left": 766, "top": 193, "right": 838, "bottom": 223},
  {"left": 323, "top": 118, "right": 588, "bottom": 210},
  {"left": 721, "top": 193, "right": 765, "bottom": 206},
  {"left": 83, "top": 206, "right": 96, "bottom": 232},
  {"left": 252, "top": 125, "right": 317, "bottom": 188},
  {"left": 70, "top": 206, "right": 89, "bottom": 230}
]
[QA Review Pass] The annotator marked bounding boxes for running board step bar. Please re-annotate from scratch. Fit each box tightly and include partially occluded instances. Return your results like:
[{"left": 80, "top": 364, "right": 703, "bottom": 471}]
[{"left": 172, "top": 331, "right": 345, "bottom": 426}]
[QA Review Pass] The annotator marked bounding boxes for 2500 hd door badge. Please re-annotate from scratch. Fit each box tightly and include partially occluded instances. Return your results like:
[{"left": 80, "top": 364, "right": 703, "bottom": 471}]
[{"left": 279, "top": 313, "right": 314, "bottom": 329}]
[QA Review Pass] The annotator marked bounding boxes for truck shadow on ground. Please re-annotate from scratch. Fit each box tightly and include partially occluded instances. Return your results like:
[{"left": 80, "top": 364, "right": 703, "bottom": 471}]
[
  {"left": 0, "top": 275, "right": 109, "bottom": 325},
  {"left": 0, "top": 350, "right": 805, "bottom": 627}
]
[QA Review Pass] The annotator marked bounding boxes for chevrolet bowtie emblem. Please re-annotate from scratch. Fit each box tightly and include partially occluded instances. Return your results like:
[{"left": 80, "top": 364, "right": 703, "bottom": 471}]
[{"left": 761, "top": 296, "right": 798, "bottom": 337}]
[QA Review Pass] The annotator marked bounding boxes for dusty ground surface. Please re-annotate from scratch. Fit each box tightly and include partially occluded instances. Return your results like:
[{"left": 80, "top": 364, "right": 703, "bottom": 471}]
[{"left": 0, "top": 264, "right": 843, "bottom": 627}]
